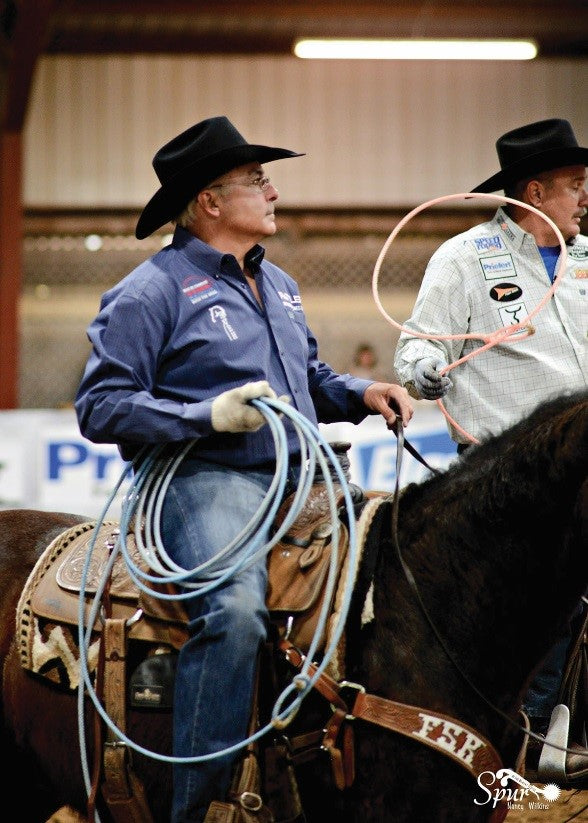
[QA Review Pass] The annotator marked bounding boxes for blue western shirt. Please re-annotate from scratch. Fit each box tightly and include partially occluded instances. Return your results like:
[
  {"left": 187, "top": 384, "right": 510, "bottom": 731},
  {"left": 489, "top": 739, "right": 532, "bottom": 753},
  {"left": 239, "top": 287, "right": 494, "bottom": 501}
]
[{"left": 75, "top": 226, "right": 372, "bottom": 465}]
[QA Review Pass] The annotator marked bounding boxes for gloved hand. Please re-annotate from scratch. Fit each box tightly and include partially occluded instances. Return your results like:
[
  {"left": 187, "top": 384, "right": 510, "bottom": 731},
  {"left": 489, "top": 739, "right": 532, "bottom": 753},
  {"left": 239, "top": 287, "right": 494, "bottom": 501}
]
[
  {"left": 211, "top": 381, "right": 280, "bottom": 433},
  {"left": 413, "top": 358, "right": 453, "bottom": 400}
]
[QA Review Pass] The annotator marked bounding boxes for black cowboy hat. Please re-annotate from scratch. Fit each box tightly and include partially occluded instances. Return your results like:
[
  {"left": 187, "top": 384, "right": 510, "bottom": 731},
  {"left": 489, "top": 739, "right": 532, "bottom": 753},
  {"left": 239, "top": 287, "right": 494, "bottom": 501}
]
[
  {"left": 471, "top": 118, "right": 588, "bottom": 194},
  {"left": 135, "top": 116, "right": 304, "bottom": 239}
]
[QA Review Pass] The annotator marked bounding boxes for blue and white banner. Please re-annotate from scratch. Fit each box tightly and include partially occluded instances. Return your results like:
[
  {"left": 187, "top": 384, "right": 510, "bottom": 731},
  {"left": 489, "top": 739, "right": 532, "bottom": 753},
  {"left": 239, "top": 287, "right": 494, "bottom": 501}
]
[
  {"left": 0, "top": 404, "right": 457, "bottom": 518},
  {"left": 0, "top": 410, "right": 128, "bottom": 517}
]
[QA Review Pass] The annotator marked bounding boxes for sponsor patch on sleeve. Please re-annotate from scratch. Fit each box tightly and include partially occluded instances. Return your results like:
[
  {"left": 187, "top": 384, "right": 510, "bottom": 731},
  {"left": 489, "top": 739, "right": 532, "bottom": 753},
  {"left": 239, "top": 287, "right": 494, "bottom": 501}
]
[{"left": 473, "top": 234, "right": 505, "bottom": 254}]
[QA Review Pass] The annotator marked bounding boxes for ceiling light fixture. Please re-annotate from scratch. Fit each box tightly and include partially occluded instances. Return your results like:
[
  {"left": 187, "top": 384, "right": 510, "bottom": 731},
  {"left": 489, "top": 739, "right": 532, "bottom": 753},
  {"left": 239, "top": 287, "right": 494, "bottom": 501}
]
[{"left": 293, "top": 38, "right": 538, "bottom": 61}]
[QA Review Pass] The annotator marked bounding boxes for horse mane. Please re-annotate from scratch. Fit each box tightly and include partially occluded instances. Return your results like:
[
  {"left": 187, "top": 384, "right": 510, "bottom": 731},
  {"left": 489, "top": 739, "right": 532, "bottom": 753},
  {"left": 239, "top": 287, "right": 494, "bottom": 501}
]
[{"left": 399, "top": 388, "right": 587, "bottom": 545}]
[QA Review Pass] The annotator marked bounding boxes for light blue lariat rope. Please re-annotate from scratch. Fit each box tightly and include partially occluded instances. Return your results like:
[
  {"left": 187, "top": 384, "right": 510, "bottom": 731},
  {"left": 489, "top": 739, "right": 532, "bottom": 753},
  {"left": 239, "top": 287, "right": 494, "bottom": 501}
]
[{"left": 76, "top": 398, "right": 359, "bottom": 819}]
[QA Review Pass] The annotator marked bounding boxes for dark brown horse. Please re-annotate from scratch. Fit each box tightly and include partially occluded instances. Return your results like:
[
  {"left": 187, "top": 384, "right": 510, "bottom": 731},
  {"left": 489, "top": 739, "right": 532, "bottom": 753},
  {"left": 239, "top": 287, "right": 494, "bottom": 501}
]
[{"left": 1, "top": 389, "right": 587, "bottom": 823}]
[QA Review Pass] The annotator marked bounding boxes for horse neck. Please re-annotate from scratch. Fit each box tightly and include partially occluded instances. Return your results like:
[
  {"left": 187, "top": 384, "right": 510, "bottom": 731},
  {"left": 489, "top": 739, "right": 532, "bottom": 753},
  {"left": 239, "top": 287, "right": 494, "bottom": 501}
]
[{"left": 366, "top": 447, "right": 586, "bottom": 725}]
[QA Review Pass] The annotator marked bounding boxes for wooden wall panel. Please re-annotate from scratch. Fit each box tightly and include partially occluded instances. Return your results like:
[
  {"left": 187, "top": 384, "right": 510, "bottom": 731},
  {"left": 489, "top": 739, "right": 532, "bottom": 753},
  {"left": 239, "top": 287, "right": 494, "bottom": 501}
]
[{"left": 23, "top": 55, "right": 588, "bottom": 209}]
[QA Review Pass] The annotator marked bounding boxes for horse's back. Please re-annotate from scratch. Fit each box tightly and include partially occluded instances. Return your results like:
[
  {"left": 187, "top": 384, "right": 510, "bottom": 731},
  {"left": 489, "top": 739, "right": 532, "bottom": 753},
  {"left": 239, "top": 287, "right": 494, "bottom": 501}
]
[
  {"left": 0, "top": 509, "right": 87, "bottom": 659},
  {"left": 0, "top": 508, "right": 88, "bottom": 566}
]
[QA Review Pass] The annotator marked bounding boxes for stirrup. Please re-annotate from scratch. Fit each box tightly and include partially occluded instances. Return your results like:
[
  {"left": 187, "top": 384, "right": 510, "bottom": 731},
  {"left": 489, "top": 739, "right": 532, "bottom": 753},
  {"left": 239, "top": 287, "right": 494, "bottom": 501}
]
[{"left": 537, "top": 703, "right": 570, "bottom": 783}]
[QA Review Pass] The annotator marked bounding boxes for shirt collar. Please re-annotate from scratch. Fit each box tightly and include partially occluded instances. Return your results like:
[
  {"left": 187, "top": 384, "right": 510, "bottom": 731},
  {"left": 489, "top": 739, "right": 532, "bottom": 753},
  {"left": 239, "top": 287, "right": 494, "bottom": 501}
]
[
  {"left": 494, "top": 207, "right": 527, "bottom": 251},
  {"left": 495, "top": 206, "right": 577, "bottom": 251},
  {"left": 245, "top": 244, "right": 266, "bottom": 271},
  {"left": 171, "top": 226, "right": 266, "bottom": 278}
]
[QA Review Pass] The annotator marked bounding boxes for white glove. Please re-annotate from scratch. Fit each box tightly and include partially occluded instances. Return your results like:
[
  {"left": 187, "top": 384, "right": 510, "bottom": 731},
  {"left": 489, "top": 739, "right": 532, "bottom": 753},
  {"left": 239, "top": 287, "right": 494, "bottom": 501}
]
[
  {"left": 211, "top": 381, "right": 278, "bottom": 433},
  {"left": 414, "top": 358, "right": 453, "bottom": 400}
]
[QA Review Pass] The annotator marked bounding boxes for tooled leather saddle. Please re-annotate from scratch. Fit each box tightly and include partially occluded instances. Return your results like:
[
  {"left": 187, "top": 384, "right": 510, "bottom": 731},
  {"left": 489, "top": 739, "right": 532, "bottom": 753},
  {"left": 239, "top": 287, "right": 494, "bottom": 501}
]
[{"left": 18, "top": 479, "right": 362, "bottom": 694}]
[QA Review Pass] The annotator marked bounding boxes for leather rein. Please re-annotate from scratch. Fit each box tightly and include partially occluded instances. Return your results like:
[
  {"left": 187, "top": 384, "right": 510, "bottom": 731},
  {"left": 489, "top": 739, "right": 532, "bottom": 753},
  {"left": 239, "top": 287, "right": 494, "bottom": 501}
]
[{"left": 389, "top": 426, "right": 538, "bottom": 746}]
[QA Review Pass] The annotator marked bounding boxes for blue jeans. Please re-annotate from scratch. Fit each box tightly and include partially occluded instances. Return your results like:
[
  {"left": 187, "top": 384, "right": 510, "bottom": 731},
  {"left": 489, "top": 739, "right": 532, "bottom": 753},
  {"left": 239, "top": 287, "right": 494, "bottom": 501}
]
[
  {"left": 523, "top": 630, "right": 572, "bottom": 724},
  {"left": 523, "top": 601, "right": 584, "bottom": 726},
  {"left": 160, "top": 458, "right": 278, "bottom": 823}
]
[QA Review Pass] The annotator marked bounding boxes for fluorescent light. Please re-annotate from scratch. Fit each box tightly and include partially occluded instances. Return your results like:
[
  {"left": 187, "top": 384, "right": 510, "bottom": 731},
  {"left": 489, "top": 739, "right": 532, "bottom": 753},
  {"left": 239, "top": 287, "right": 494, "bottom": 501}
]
[{"left": 293, "top": 38, "right": 538, "bottom": 61}]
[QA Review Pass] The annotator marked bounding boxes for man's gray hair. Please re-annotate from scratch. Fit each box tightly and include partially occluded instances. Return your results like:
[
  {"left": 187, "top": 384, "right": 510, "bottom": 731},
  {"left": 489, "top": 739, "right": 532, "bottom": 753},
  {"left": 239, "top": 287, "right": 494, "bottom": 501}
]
[{"left": 175, "top": 196, "right": 198, "bottom": 229}]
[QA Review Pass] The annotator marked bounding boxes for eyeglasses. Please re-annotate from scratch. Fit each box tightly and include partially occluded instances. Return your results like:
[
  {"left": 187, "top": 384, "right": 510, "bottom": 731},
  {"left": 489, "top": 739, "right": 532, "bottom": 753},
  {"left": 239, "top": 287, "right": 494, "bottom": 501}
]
[{"left": 208, "top": 175, "right": 274, "bottom": 193}]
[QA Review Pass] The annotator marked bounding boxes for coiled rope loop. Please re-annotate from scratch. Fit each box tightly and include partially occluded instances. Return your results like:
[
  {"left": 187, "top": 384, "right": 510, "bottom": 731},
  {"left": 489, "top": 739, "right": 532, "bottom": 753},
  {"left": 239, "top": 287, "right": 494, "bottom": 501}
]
[
  {"left": 76, "top": 398, "right": 359, "bottom": 816},
  {"left": 372, "top": 192, "right": 568, "bottom": 442}
]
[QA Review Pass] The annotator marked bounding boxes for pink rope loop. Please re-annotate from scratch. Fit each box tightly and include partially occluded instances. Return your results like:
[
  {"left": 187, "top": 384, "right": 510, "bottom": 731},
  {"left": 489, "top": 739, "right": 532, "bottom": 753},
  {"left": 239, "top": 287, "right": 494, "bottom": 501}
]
[{"left": 372, "top": 192, "right": 568, "bottom": 444}]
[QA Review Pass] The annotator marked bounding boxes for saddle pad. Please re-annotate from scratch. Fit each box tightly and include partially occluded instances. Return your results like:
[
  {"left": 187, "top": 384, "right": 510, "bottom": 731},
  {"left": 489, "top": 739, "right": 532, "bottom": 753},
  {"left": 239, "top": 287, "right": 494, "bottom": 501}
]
[
  {"left": 17, "top": 520, "right": 188, "bottom": 686},
  {"left": 322, "top": 494, "right": 388, "bottom": 681},
  {"left": 17, "top": 488, "right": 388, "bottom": 688}
]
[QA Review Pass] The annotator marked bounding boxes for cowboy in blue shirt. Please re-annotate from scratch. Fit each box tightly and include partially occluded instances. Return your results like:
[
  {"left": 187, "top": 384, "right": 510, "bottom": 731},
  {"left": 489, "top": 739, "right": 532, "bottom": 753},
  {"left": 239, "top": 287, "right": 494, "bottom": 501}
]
[{"left": 75, "top": 116, "right": 413, "bottom": 822}]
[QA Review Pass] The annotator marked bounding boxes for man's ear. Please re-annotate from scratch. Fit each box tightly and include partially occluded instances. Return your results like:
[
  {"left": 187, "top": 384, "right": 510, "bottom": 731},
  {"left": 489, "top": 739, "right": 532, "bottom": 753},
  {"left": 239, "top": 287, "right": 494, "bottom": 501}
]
[
  {"left": 526, "top": 179, "right": 543, "bottom": 207},
  {"left": 198, "top": 189, "right": 221, "bottom": 215}
]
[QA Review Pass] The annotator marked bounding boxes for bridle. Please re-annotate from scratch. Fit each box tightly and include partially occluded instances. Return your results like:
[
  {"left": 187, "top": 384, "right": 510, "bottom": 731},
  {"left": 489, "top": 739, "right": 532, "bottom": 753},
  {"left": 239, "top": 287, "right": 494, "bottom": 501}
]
[{"left": 387, "top": 416, "right": 441, "bottom": 476}]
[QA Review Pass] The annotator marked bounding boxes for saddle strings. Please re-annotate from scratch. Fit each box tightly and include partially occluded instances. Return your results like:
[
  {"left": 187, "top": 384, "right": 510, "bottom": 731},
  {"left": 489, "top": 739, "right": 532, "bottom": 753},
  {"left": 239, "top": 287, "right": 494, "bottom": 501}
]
[{"left": 75, "top": 397, "right": 359, "bottom": 817}]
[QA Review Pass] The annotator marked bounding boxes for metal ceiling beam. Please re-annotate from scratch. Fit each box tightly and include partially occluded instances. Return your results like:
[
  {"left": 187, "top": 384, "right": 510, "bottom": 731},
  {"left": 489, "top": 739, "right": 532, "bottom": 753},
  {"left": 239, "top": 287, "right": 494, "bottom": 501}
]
[{"left": 44, "top": 1, "right": 588, "bottom": 58}]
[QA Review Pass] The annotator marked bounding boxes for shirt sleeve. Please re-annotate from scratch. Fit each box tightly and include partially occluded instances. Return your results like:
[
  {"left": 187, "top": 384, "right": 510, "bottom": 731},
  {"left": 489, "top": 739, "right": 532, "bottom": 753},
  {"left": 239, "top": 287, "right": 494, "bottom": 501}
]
[
  {"left": 394, "top": 247, "right": 469, "bottom": 387},
  {"left": 75, "top": 292, "right": 216, "bottom": 451},
  {"left": 305, "top": 324, "right": 373, "bottom": 423}
]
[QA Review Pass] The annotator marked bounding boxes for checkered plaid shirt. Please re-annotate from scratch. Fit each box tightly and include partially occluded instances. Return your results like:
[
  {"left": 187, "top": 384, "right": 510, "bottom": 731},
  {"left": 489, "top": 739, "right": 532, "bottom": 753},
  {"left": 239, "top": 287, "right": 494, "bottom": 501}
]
[{"left": 394, "top": 208, "right": 588, "bottom": 443}]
